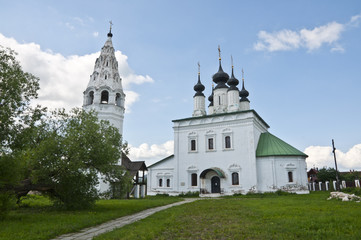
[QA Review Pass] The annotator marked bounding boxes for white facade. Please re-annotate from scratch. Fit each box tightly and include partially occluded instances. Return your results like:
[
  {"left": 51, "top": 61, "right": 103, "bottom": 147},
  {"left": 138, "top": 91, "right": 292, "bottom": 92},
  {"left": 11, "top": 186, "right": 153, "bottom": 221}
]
[
  {"left": 147, "top": 57, "right": 309, "bottom": 196},
  {"left": 83, "top": 30, "right": 125, "bottom": 137}
]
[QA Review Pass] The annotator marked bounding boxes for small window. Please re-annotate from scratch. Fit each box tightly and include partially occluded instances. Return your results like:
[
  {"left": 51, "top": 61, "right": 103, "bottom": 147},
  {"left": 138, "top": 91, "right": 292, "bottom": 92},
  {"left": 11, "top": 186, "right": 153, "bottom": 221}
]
[
  {"left": 105, "top": 75, "right": 107, "bottom": 79},
  {"left": 225, "top": 136, "right": 231, "bottom": 149},
  {"left": 191, "top": 139, "right": 196, "bottom": 151},
  {"left": 208, "top": 138, "right": 214, "bottom": 150},
  {"left": 232, "top": 172, "right": 239, "bottom": 185},
  {"left": 101, "top": 90, "right": 109, "bottom": 104},
  {"left": 191, "top": 173, "right": 197, "bottom": 186},
  {"left": 288, "top": 171, "right": 293, "bottom": 183},
  {"left": 159, "top": 179, "right": 163, "bottom": 187},
  {"left": 89, "top": 91, "right": 94, "bottom": 105},
  {"left": 166, "top": 179, "right": 170, "bottom": 187},
  {"left": 106, "top": 61, "right": 108, "bottom": 67},
  {"left": 115, "top": 93, "right": 121, "bottom": 106}
]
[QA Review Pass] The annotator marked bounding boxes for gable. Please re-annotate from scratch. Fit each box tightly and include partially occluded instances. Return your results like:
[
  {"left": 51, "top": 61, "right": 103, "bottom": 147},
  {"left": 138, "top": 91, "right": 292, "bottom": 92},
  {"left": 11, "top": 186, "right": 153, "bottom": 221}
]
[{"left": 148, "top": 154, "right": 175, "bottom": 168}]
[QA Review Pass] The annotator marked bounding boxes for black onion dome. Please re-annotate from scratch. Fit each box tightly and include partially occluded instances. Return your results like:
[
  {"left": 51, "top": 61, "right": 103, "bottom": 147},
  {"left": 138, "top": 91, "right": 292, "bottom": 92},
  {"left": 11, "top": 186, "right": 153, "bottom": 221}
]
[
  {"left": 194, "top": 74, "right": 205, "bottom": 97},
  {"left": 227, "top": 67, "right": 239, "bottom": 92},
  {"left": 239, "top": 79, "right": 250, "bottom": 102},
  {"left": 208, "top": 86, "right": 214, "bottom": 107},
  {"left": 212, "top": 60, "right": 229, "bottom": 89}
]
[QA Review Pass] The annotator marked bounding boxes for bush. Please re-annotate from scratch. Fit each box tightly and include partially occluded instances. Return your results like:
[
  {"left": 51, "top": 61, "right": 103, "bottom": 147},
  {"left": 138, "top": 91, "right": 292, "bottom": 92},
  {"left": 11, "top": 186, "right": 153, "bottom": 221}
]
[
  {"left": 341, "top": 187, "right": 361, "bottom": 196},
  {"left": 178, "top": 191, "right": 199, "bottom": 198},
  {"left": 0, "top": 192, "right": 16, "bottom": 220}
]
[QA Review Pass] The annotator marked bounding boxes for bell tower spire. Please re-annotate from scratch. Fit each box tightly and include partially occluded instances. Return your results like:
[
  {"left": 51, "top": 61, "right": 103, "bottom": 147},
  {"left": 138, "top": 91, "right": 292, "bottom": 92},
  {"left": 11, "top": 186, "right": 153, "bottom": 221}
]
[{"left": 83, "top": 23, "right": 125, "bottom": 137}]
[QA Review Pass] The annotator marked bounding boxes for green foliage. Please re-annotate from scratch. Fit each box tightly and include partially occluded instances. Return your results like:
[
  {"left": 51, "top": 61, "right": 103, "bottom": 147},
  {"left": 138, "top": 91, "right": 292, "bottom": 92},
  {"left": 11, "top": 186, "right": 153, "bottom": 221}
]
[
  {"left": 17, "top": 194, "right": 52, "bottom": 208},
  {"left": 342, "top": 171, "right": 360, "bottom": 181},
  {"left": 0, "top": 46, "right": 130, "bottom": 212},
  {"left": 341, "top": 187, "right": 361, "bottom": 196},
  {"left": 0, "top": 192, "right": 16, "bottom": 220},
  {"left": 28, "top": 108, "right": 128, "bottom": 209},
  {"left": 0, "top": 46, "right": 40, "bottom": 218},
  {"left": 316, "top": 167, "right": 340, "bottom": 182},
  {"left": 178, "top": 191, "right": 199, "bottom": 197}
]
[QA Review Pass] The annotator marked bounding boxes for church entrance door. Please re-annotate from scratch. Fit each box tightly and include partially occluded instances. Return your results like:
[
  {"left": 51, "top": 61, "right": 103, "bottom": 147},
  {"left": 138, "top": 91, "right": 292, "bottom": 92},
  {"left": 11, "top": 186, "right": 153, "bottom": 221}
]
[{"left": 211, "top": 176, "right": 220, "bottom": 193}]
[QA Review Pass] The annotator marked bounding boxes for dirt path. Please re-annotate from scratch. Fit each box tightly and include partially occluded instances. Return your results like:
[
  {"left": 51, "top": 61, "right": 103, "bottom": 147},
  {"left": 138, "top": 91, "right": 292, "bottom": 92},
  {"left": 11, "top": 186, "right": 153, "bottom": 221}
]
[{"left": 52, "top": 198, "right": 198, "bottom": 240}]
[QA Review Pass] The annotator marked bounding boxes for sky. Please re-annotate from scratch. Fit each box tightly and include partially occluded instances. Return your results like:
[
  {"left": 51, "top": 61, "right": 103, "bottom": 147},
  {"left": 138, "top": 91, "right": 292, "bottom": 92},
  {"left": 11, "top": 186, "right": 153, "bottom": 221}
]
[{"left": 1, "top": 0, "right": 360, "bottom": 171}]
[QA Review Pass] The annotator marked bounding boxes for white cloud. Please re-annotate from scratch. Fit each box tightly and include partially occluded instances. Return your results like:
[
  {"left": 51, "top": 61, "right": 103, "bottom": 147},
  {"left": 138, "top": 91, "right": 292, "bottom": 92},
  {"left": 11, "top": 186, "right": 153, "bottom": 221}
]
[
  {"left": 65, "top": 22, "right": 75, "bottom": 30},
  {"left": 300, "top": 22, "right": 344, "bottom": 50},
  {"left": 305, "top": 144, "right": 361, "bottom": 171},
  {"left": 349, "top": 13, "right": 361, "bottom": 26},
  {"left": 128, "top": 140, "right": 174, "bottom": 165},
  {"left": 0, "top": 33, "right": 153, "bottom": 112},
  {"left": 93, "top": 32, "right": 99, "bottom": 37},
  {"left": 254, "top": 21, "right": 345, "bottom": 52}
]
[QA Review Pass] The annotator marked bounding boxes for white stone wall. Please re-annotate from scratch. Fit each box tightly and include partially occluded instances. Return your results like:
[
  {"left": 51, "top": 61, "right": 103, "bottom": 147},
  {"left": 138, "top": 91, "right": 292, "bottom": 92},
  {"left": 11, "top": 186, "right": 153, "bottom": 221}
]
[
  {"left": 192, "top": 96, "right": 206, "bottom": 117},
  {"left": 256, "top": 156, "right": 309, "bottom": 193},
  {"left": 213, "top": 88, "right": 228, "bottom": 113},
  {"left": 172, "top": 111, "right": 268, "bottom": 195},
  {"left": 227, "top": 90, "right": 240, "bottom": 112},
  {"left": 147, "top": 156, "right": 177, "bottom": 196}
]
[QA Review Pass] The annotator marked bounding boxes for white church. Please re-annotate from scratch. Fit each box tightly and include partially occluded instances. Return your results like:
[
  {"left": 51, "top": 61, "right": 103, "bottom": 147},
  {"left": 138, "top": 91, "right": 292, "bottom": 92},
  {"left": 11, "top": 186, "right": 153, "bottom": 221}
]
[
  {"left": 147, "top": 50, "right": 309, "bottom": 196},
  {"left": 82, "top": 26, "right": 309, "bottom": 197}
]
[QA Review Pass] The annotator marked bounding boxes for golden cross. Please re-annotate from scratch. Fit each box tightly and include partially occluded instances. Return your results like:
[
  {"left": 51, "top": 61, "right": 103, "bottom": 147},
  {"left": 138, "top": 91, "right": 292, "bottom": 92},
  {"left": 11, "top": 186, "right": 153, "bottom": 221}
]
[
  {"left": 197, "top": 61, "right": 200, "bottom": 74},
  {"left": 109, "top": 20, "right": 113, "bottom": 31},
  {"left": 218, "top": 45, "right": 221, "bottom": 60}
]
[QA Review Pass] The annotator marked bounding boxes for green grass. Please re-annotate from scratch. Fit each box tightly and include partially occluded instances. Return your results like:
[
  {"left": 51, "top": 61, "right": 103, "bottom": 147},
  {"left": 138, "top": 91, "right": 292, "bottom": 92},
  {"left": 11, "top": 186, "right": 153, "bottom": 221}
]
[
  {"left": 94, "top": 192, "right": 361, "bottom": 240},
  {"left": 0, "top": 195, "right": 181, "bottom": 240}
]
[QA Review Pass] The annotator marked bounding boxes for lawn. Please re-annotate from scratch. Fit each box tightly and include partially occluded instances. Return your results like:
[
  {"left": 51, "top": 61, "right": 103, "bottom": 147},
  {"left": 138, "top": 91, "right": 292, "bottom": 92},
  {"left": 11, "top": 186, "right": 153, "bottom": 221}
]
[
  {"left": 94, "top": 192, "right": 361, "bottom": 240},
  {"left": 0, "top": 195, "right": 181, "bottom": 240}
]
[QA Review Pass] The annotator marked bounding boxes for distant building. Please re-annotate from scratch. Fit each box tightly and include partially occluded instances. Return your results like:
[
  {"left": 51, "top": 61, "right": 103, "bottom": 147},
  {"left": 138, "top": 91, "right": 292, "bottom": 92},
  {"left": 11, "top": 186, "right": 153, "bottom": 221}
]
[
  {"left": 147, "top": 51, "right": 309, "bottom": 196},
  {"left": 82, "top": 26, "right": 146, "bottom": 197}
]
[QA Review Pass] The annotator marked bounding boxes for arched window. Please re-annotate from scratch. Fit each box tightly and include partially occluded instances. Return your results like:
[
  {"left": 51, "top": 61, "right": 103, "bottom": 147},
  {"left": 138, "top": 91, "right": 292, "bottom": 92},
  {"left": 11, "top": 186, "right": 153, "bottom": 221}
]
[
  {"left": 191, "top": 173, "right": 197, "bottom": 186},
  {"left": 166, "top": 179, "right": 170, "bottom": 187},
  {"left": 106, "top": 61, "right": 108, "bottom": 67},
  {"left": 225, "top": 136, "right": 231, "bottom": 149},
  {"left": 288, "top": 171, "right": 293, "bottom": 183},
  {"left": 159, "top": 179, "right": 163, "bottom": 187},
  {"left": 101, "top": 90, "right": 109, "bottom": 104},
  {"left": 89, "top": 91, "right": 94, "bottom": 105},
  {"left": 115, "top": 93, "right": 121, "bottom": 106},
  {"left": 232, "top": 172, "right": 239, "bottom": 185},
  {"left": 105, "top": 74, "right": 107, "bottom": 80}
]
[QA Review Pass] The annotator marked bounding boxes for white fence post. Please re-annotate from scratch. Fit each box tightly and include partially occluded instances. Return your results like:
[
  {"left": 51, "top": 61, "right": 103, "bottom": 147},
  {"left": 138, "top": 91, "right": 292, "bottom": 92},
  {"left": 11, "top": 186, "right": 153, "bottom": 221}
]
[
  {"left": 325, "top": 181, "right": 329, "bottom": 191},
  {"left": 342, "top": 181, "right": 346, "bottom": 189},
  {"left": 355, "top": 180, "right": 360, "bottom": 188}
]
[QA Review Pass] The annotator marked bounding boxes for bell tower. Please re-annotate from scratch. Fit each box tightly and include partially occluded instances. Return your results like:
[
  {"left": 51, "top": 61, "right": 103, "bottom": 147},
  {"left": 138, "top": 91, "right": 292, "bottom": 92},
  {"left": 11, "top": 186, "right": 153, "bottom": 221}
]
[{"left": 83, "top": 23, "right": 125, "bottom": 137}]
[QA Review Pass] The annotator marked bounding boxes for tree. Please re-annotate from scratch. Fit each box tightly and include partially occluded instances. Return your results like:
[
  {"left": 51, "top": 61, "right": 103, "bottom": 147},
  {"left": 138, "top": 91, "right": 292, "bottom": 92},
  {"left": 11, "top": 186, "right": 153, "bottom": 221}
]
[
  {"left": 25, "top": 108, "right": 128, "bottom": 209},
  {"left": 0, "top": 46, "right": 39, "bottom": 218},
  {"left": 316, "top": 167, "right": 340, "bottom": 182},
  {"left": 1, "top": 47, "right": 130, "bottom": 214}
]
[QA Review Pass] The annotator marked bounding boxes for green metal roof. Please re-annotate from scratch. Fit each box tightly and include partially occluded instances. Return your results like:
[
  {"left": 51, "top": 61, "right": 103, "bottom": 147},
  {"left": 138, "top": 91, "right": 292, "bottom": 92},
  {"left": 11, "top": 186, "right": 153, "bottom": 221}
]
[{"left": 256, "top": 132, "right": 308, "bottom": 158}]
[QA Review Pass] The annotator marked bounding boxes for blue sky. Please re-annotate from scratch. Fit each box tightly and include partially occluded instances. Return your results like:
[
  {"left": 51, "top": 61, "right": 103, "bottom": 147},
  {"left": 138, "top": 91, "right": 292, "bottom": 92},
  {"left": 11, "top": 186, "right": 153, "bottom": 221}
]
[{"left": 1, "top": 0, "right": 360, "bottom": 170}]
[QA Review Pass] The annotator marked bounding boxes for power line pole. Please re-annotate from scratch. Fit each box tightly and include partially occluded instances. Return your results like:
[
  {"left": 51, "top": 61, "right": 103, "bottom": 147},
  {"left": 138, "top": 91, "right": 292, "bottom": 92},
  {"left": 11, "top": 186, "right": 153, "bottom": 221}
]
[{"left": 332, "top": 139, "right": 340, "bottom": 191}]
